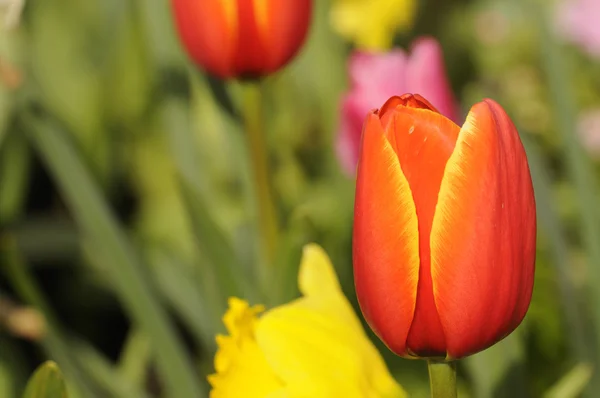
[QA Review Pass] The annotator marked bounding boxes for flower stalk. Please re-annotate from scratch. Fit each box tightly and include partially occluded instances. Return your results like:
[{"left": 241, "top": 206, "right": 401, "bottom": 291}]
[
  {"left": 428, "top": 360, "right": 457, "bottom": 398},
  {"left": 242, "top": 81, "right": 279, "bottom": 285}
]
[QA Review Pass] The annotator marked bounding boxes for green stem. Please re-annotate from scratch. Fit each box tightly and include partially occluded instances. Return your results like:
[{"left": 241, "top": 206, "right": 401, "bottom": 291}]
[
  {"left": 428, "top": 360, "right": 457, "bottom": 398},
  {"left": 242, "top": 82, "right": 279, "bottom": 283}
]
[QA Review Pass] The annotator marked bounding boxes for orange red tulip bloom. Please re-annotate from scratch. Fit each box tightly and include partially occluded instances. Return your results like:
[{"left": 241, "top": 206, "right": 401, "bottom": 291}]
[
  {"left": 353, "top": 94, "right": 536, "bottom": 360},
  {"left": 170, "top": 0, "right": 312, "bottom": 79}
]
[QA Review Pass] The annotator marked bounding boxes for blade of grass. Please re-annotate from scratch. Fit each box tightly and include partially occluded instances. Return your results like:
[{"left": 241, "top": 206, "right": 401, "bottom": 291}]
[
  {"left": 12, "top": 219, "right": 79, "bottom": 264},
  {"left": 544, "top": 363, "right": 593, "bottom": 398},
  {"left": 2, "top": 235, "right": 148, "bottom": 398},
  {"left": 116, "top": 327, "right": 151, "bottom": 390},
  {"left": 534, "top": 1, "right": 600, "bottom": 387},
  {"left": 71, "top": 338, "right": 148, "bottom": 398},
  {"left": 163, "top": 97, "right": 253, "bottom": 301},
  {"left": 0, "top": 129, "right": 31, "bottom": 224},
  {"left": 147, "top": 248, "right": 218, "bottom": 352},
  {"left": 0, "top": 334, "right": 29, "bottom": 398},
  {"left": 1, "top": 235, "right": 98, "bottom": 398},
  {"left": 465, "top": 332, "right": 526, "bottom": 398},
  {"left": 23, "top": 112, "right": 204, "bottom": 398},
  {"left": 522, "top": 134, "right": 589, "bottom": 362}
]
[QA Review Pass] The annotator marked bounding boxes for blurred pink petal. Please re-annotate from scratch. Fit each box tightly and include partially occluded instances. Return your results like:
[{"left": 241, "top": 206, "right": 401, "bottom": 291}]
[
  {"left": 577, "top": 109, "right": 600, "bottom": 157},
  {"left": 406, "top": 38, "right": 459, "bottom": 123},
  {"left": 336, "top": 37, "right": 459, "bottom": 175},
  {"left": 556, "top": 0, "right": 600, "bottom": 57}
]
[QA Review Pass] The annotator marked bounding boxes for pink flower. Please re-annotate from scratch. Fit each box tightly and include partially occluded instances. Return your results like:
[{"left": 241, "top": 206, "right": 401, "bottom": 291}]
[
  {"left": 556, "top": 0, "right": 600, "bottom": 58},
  {"left": 577, "top": 108, "right": 600, "bottom": 157},
  {"left": 336, "top": 37, "right": 459, "bottom": 175}
]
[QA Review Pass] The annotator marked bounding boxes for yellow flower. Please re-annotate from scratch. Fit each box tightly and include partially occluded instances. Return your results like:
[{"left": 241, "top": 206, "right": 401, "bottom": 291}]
[
  {"left": 208, "top": 244, "right": 406, "bottom": 398},
  {"left": 330, "top": 0, "right": 417, "bottom": 50}
]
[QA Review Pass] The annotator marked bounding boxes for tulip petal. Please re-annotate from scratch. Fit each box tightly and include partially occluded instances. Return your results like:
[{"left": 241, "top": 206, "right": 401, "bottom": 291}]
[
  {"left": 383, "top": 101, "right": 460, "bottom": 357},
  {"left": 378, "top": 93, "right": 440, "bottom": 120},
  {"left": 430, "top": 100, "right": 536, "bottom": 359},
  {"left": 261, "top": 0, "right": 312, "bottom": 73},
  {"left": 171, "top": 0, "right": 237, "bottom": 78},
  {"left": 232, "top": 0, "right": 267, "bottom": 75},
  {"left": 353, "top": 113, "right": 420, "bottom": 357}
]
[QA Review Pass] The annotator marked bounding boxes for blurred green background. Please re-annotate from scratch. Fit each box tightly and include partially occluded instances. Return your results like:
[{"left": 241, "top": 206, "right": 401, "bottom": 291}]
[{"left": 1, "top": 0, "right": 600, "bottom": 396}]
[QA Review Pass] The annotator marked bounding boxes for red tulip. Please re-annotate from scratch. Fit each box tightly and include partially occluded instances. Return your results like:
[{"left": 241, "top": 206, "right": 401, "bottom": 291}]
[
  {"left": 353, "top": 94, "right": 536, "bottom": 360},
  {"left": 170, "top": 0, "right": 312, "bottom": 79}
]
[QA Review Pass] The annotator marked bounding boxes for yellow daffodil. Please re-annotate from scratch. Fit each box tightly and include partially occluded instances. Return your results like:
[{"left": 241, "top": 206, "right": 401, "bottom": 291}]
[
  {"left": 208, "top": 244, "right": 406, "bottom": 398},
  {"left": 330, "top": 0, "right": 417, "bottom": 50}
]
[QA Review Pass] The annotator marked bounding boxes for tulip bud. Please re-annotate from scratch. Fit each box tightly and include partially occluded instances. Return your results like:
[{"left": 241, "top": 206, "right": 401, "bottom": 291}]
[
  {"left": 170, "top": 0, "right": 312, "bottom": 79},
  {"left": 353, "top": 94, "right": 536, "bottom": 360}
]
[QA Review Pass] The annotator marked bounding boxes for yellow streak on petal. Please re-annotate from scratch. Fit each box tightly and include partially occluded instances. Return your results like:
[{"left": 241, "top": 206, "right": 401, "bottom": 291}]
[
  {"left": 252, "top": 0, "right": 269, "bottom": 38},
  {"left": 430, "top": 111, "right": 481, "bottom": 297},
  {"left": 383, "top": 134, "right": 421, "bottom": 300},
  {"left": 222, "top": 0, "right": 238, "bottom": 39}
]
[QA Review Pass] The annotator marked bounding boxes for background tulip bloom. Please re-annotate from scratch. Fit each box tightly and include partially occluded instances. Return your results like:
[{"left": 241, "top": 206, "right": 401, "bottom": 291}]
[
  {"left": 353, "top": 94, "right": 536, "bottom": 360},
  {"left": 336, "top": 38, "right": 459, "bottom": 175},
  {"left": 171, "top": 0, "right": 312, "bottom": 78}
]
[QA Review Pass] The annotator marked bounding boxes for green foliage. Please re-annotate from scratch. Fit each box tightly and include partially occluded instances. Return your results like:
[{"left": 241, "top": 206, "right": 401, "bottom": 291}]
[
  {"left": 0, "top": 0, "right": 599, "bottom": 396},
  {"left": 22, "top": 362, "right": 68, "bottom": 398}
]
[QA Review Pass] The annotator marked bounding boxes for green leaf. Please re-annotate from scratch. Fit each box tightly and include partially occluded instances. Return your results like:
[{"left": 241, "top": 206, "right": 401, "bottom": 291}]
[
  {"left": 0, "top": 335, "right": 28, "bottom": 398},
  {"left": 162, "top": 98, "right": 253, "bottom": 302},
  {"left": 70, "top": 339, "right": 148, "bottom": 398},
  {"left": 117, "top": 328, "right": 151, "bottom": 390},
  {"left": 148, "top": 248, "right": 219, "bottom": 352},
  {"left": 22, "top": 361, "right": 68, "bottom": 398},
  {"left": 522, "top": 134, "right": 589, "bottom": 362},
  {"left": 179, "top": 179, "right": 250, "bottom": 300},
  {"left": 1, "top": 235, "right": 97, "bottom": 398},
  {"left": 465, "top": 332, "right": 526, "bottom": 398},
  {"left": 23, "top": 113, "right": 204, "bottom": 398},
  {"left": 0, "top": 129, "right": 31, "bottom": 224},
  {"left": 544, "top": 363, "right": 593, "bottom": 398},
  {"left": 534, "top": 2, "right": 600, "bottom": 393}
]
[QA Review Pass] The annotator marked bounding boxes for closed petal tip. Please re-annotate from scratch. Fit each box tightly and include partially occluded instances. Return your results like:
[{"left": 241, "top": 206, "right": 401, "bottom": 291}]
[{"left": 378, "top": 93, "right": 440, "bottom": 119}]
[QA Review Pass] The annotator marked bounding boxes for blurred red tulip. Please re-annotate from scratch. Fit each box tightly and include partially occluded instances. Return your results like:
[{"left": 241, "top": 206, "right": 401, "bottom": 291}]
[
  {"left": 353, "top": 94, "right": 536, "bottom": 360},
  {"left": 337, "top": 37, "right": 459, "bottom": 175},
  {"left": 170, "top": 0, "right": 312, "bottom": 79}
]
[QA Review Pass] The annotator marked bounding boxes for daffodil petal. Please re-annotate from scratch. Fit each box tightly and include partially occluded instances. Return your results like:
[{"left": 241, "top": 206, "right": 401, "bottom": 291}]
[
  {"left": 208, "top": 298, "right": 283, "bottom": 398},
  {"left": 330, "top": 0, "right": 416, "bottom": 50},
  {"left": 298, "top": 243, "right": 343, "bottom": 297},
  {"left": 256, "top": 245, "right": 406, "bottom": 398}
]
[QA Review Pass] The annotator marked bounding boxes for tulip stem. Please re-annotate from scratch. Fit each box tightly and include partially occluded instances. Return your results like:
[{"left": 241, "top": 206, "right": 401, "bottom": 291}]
[
  {"left": 428, "top": 360, "right": 457, "bottom": 398},
  {"left": 242, "top": 81, "right": 279, "bottom": 286}
]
